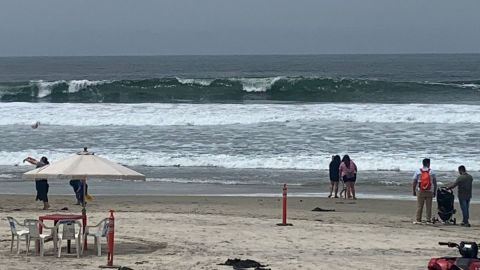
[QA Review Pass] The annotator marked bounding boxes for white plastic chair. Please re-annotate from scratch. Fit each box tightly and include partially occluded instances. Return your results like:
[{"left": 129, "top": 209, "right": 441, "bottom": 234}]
[
  {"left": 6, "top": 217, "right": 29, "bottom": 254},
  {"left": 24, "top": 219, "right": 54, "bottom": 257},
  {"left": 83, "top": 218, "right": 109, "bottom": 256},
  {"left": 55, "top": 220, "right": 82, "bottom": 258}
]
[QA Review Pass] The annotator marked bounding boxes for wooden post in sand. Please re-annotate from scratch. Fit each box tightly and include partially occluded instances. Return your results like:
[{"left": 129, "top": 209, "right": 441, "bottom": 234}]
[{"left": 277, "top": 184, "right": 293, "bottom": 226}]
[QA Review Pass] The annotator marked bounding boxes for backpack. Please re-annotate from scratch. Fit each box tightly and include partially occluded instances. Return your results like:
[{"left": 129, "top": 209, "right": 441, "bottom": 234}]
[{"left": 419, "top": 168, "right": 432, "bottom": 191}]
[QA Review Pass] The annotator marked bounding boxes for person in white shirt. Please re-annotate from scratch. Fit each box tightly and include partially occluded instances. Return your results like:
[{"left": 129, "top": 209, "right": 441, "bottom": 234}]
[{"left": 412, "top": 158, "right": 437, "bottom": 224}]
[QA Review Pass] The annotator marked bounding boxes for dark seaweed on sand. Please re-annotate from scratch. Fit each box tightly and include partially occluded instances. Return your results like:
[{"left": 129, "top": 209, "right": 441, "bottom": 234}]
[{"left": 219, "top": 258, "right": 270, "bottom": 270}]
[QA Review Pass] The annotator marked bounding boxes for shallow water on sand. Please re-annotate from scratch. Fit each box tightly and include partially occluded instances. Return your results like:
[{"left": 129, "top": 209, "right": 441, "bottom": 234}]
[{"left": 2, "top": 166, "right": 479, "bottom": 202}]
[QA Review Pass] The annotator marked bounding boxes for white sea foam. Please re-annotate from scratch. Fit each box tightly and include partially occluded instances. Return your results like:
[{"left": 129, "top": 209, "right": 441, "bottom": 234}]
[
  {"left": 1, "top": 102, "right": 480, "bottom": 126},
  {"left": 426, "top": 82, "right": 480, "bottom": 89},
  {"left": 176, "top": 76, "right": 283, "bottom": 91},
  {"left": 29, "top": 80, "right": 107, "bottom": 97},
  {"left": 2, "top": 149, "right": 477, "bottom": 171},
  {"left": 378, "top": 180, "right": 403, "bottom": 186},
  {"left": 176, "top": 78, "right": 213, "bottom": 86},
  {"left": 460, "top": 83, "right": 480, "bottom": 89},
  {"left": 33, "top": 80, "right": 65, "bottom": 98},
  {"left": 67, "top": 80, "right": 106, "bottom": 93},
  {"left": 147, "top": 178, "right": 248, "bottom": 185},
  {"left": 235, "top": 77, "right": 283, "bottom": 92}
]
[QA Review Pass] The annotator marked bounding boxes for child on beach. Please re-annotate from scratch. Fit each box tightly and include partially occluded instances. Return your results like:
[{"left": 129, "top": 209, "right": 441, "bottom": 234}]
[{"left": 23, "top": 156, "right": 50, "bottom": 210}]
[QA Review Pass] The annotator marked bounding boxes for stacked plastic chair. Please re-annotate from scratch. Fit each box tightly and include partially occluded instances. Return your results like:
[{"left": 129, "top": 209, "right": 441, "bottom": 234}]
[{"left": 6, "top": 217, "right": 29, "bottom": 254}]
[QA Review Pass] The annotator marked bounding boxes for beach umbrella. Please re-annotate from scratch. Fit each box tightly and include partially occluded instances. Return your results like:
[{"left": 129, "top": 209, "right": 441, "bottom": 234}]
[
  {"left": 23, "top": 148, "right": 145, "bottom": 208},
  {"left": 23, "top": 148, "right": 145, "bottom": 253},
  {"left": 23, "top": 149, "right": 145, "bottom": 181}
]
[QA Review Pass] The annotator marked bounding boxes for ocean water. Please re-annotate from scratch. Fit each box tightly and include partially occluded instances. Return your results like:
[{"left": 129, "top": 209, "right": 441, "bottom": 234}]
[{"left": 1, "top": 55, "right": 479, "bottom": 199}]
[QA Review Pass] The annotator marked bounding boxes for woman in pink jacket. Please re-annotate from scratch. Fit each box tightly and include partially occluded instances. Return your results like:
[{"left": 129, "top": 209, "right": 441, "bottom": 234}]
[{"left": 339, "top": 155, "right": 357, "bottom": 199}]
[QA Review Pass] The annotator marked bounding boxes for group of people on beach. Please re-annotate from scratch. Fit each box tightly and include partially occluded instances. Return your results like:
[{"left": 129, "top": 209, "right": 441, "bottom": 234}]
[
  {"left": 23, "top": 156, "right": 89, "bottom": 209},
  {"left": 328, "top": 154, "right": 357, "bottom": 199},
  {"left": 327, "top": 155, "right": 474, "bottom": 227},
  {"left": 413, "top": 158, "right": 473, "bottom": 227}
]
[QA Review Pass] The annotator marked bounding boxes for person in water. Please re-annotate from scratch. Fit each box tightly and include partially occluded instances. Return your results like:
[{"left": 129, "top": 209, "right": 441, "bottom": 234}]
[
  {"left": 339, "top": 155, "right": 358, "bottom": 200},
  {"left": 24, "top": 156, "right": 50, "bottom": 210},
  {"left": 328, "top": 155, "right": 341, "bottom": 198}
]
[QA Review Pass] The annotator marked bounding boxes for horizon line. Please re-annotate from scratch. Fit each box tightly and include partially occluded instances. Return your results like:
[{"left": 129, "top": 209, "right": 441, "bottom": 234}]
[{"left": 1, "top": 52, "right": 480, "bottom": 58}]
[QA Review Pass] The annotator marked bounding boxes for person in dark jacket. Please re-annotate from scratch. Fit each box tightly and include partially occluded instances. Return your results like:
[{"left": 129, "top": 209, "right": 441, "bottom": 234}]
[
  {"left": 447, "top": 165, "right": 474, "bottom": 227},
  {"left": 24, "top": 156, "right": 50, "bottom": 210},
  {"left": 328, "top": 155, "right": 341, "bottom": 198},
  {"left": 69, "top": 179, "right": 82, "bottom": 205},
  {"left": 69, "top": 179, "right": 89, "bottom": 205}
]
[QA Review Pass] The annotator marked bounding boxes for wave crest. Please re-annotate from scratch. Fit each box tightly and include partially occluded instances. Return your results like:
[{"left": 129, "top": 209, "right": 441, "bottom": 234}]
[{"left": 1, "top": 77, "right": 479, "bottom": 103}]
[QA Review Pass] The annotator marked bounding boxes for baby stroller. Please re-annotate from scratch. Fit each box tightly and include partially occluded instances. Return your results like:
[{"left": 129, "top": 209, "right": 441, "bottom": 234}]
[{"left": 434, "top": 187, "right": 456, "bottom": 225}]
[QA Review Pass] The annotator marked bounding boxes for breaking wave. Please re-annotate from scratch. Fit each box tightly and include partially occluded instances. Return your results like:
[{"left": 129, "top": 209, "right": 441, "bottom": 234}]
[{"left": 0, "top": 77, "right": 479, "bottom": 103}]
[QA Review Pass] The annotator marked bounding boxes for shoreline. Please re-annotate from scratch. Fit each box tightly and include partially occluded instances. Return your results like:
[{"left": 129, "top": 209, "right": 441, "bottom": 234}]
[{"left": 2, "top": 178, "right": 480, "bottom": 203}]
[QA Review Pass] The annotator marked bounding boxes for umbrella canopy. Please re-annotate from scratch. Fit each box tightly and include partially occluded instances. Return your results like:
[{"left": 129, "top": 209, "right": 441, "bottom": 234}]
[
  {"left": 22, "top": 149, "right": 144, "bottom": 253},
  {"left": 23, "top": 151, "right": 145, "bottom": 180}
]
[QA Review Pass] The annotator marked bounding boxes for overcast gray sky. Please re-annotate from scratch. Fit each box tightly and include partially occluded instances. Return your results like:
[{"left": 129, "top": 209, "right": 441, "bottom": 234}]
[{"left": 1, "top": 0, "right": 479, "bottom": 56}]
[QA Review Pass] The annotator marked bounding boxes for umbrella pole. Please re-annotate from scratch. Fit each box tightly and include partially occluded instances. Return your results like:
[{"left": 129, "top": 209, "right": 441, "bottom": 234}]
[{"left": 82, "top": 177, "right": 88, "bottom": 251}]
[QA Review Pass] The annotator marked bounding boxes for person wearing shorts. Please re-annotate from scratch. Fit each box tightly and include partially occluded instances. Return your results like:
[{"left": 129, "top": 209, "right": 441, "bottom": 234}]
[
  {"left": 339, "top": 155, "right": 357, "bottom": 199},
  {"left": 24, "top": 156, "right": 50, "bottom": 210}
]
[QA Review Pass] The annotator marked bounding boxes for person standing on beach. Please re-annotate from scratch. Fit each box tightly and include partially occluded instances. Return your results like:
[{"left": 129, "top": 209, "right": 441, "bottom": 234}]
[
  {"left": 69, "top": 179, "right": 81, "bottom": 205},
  {"left": 328, "top": 155, "right": 341, "bottom": 198},
  {"left": 70, "top": 179, "right": 89, "bottom": 205},
  {"left": 339, "top": 155, "right": 357, "bottom": 199},
  {"left": 412, "top": 158, "right": 437, "bottom": 224},
  {"left": 24, "top": 156, "right": 50, "bottom": 210},
  {"left": 446, "top": 165, "right": 473, "bottom": 227}
]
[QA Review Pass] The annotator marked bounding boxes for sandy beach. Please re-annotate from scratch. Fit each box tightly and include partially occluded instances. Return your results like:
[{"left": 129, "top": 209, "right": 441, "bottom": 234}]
[{"left": 1, "top": 195, "right": 478, "bottom": 269}]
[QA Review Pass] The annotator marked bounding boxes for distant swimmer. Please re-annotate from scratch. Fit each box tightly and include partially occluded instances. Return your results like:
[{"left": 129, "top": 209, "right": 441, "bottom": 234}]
[{"left": 31, "top": 121, "right": 40, "bottom": 129}]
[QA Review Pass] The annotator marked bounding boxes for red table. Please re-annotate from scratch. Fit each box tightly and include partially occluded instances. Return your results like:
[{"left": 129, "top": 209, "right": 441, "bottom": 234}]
[{"left": 39, "top": 214, "right": 86, "bottom": 253}]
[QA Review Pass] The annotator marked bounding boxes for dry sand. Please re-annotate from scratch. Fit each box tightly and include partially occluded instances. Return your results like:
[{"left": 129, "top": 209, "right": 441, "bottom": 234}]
[{"left": 0, "top": 195, "right": 478, "bottom": 269}]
